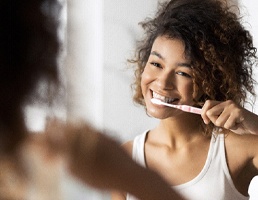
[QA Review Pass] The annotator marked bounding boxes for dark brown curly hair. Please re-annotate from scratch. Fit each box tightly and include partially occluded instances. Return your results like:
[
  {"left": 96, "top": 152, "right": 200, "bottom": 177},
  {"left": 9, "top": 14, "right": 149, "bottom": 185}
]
[{"left": 130, "top": 0, "right": 257, "bottom": 135}]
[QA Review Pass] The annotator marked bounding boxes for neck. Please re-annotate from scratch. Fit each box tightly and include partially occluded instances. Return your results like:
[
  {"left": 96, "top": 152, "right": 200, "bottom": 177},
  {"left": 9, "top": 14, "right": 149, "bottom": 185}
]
[{"left": 151, "top": 114, "right": 206, "bottom": 148}]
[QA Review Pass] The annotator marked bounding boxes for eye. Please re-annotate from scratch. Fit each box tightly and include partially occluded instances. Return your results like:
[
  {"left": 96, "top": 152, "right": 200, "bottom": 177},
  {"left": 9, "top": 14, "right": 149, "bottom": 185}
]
[
  {"left": 150, "top": 62, "right": 162, "bottom": 68},
  {"left": 176, "top": 71, "right": 192, "bottom": 78}
]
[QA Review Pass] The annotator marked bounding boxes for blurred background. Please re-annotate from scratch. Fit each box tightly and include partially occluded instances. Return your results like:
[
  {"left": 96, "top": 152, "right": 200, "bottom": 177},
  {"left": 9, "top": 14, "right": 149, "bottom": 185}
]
[{"left": 25, "top": 0, "right": 258, "bottom": 199}]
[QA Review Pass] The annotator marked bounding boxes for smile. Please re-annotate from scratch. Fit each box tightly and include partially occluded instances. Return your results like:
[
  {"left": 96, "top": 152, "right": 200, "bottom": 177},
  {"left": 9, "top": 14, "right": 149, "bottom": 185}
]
[{"left": 152, "top": 91, "right": 178, "bottom": 104}]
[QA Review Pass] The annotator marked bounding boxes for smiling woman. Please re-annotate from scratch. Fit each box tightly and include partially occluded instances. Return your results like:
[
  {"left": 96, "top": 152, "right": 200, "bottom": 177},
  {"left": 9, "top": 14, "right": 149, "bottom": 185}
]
[
  {"left": 111, "top": 0, "right": 258, "bottom": 200},
  {"left": 141, "top": 36, "right": 196, "bottom": 119}
]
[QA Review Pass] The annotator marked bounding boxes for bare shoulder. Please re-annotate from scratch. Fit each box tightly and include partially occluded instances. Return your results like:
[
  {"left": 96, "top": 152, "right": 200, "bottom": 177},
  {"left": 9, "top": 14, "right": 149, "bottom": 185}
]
[
  {"left": 121, "top": 140, "right": 134, "bottom": 157},
  {"left": 225, "top": 131, "right": 258, "bottom": 146},
  {"left": 225, "top": 131, "right": 258, "bottom": 159},
  {"left": 225, "top": 131, "right": 258, "bottom": 194}
]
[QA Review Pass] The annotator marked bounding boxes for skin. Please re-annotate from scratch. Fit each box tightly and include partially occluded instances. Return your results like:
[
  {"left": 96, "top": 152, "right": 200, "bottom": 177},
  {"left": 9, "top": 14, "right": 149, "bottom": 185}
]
[
  {"left": 43, "top": 120, "right": 185, "bottom": 200},
  {"left": 112, "top": 36, "right": 258, "bottom": 199}
]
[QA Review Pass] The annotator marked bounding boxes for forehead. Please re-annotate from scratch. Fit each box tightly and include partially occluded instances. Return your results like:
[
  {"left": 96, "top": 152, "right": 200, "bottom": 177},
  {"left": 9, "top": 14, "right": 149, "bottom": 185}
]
[
  {"left": 151, "top": 36, "right": 186, "bottom": 59},
  {"left": 151, "top": 36, "right": 189, "bottom": 62}
]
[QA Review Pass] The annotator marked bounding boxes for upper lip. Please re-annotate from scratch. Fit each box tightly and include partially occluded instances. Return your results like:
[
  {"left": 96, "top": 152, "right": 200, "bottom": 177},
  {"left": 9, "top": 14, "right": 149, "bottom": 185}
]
[{"left": 152, "top": 91, "right": 179, "bottom": 103}]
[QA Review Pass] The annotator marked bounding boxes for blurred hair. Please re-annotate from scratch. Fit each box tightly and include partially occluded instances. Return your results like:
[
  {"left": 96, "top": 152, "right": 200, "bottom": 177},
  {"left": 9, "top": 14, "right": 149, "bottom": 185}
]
[{"left": 0, "top": 0, "right": 61, "bottom": 153}]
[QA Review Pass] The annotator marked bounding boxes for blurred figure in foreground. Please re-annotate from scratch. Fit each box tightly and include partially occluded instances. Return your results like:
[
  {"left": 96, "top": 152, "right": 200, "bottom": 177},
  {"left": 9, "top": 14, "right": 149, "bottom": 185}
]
[{"left": 0, "top": 0, "right": 185, "bottom": 199}]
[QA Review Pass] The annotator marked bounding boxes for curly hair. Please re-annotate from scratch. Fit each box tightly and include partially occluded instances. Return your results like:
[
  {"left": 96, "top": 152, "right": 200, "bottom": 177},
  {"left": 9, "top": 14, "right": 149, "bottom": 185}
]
[{"left": 130, "top": 0, "right": 257, "bottom": 135}]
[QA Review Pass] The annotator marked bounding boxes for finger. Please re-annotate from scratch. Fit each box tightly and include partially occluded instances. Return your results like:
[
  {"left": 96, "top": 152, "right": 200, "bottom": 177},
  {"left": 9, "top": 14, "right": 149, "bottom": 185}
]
[
  {"left": 236, "top": 117, "right": 245, "bottom": 124},
  {"left": 201, "top": 100, "right": 218, "bottom": 124},
  {"left": 216, "top": 103, "right": 244, "bottom": 128},
  {"left": 213, "top": 105, "right": 240, "bottom": 128},
  {"left": 206, "top": 105, "right": 225, "bottom": 125},
  {"left": 221, "top": 114, "right": 237, "bottom": 129}
]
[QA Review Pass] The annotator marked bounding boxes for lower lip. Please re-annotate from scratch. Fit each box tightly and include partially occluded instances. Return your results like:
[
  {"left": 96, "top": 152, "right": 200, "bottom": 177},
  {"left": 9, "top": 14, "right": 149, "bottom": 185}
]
[{"left": 151, "top": 99, "right": 165, "bottom": 107}]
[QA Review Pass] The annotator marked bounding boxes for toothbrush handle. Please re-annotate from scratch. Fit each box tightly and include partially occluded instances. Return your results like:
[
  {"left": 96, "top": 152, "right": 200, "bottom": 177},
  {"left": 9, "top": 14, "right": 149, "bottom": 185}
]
[{"left": 181, "top": 105, "right": 202, "bottom": 115}]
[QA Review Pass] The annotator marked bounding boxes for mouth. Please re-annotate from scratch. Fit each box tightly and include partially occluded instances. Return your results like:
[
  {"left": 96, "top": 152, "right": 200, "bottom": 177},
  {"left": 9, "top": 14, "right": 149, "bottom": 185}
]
[{"left": 152, "top": 91, "right": 179, "bottom": 104}]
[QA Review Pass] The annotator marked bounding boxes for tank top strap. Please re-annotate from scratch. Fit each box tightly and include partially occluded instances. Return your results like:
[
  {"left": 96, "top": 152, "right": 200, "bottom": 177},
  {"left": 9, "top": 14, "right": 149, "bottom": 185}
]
[{"left": 132, "top": 130, "right": 148, "bottom": 167}]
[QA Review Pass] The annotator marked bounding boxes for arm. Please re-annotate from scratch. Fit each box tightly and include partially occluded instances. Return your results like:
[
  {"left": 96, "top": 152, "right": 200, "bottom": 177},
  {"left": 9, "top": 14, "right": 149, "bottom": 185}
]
[
  {"left": 201, "top": 100, "right": 258, "bottom": 189},
  {"left": 201, "top": 100, "right": 258, "bottom": 135},
  {"left": 68, "top": 124, "right": 184, "bottom": 200},
  {"left": 46, "top": 121, "right": 185, "bottom": 200}
]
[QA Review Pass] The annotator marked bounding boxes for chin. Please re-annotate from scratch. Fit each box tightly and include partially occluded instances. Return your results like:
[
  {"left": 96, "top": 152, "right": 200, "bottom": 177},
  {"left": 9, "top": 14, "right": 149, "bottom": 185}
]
[{"left": 147, "top": 109, "right": 168, "bottom": 119}]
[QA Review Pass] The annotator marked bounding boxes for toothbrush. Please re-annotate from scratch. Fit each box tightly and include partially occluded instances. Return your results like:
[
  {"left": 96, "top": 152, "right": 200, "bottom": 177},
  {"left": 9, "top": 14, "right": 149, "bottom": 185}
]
[{"left": 151, "top": 98, "right": 202, "bottom": 115}]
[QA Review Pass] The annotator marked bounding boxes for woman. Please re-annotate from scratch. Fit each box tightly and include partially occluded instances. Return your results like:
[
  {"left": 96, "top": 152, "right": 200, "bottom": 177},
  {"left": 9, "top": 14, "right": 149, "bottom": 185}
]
[{"left": 112, "top": 0, "right": 258, "bottom": 199}]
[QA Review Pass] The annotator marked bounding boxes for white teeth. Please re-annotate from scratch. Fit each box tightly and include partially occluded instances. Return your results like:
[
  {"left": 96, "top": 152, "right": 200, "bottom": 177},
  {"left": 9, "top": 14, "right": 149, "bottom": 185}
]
[
  {"left": 153, "top": 92, "right": 165, "bottom": 101},
  {"left": 152, "top": 91, "right": 175, "bottom": 103}
]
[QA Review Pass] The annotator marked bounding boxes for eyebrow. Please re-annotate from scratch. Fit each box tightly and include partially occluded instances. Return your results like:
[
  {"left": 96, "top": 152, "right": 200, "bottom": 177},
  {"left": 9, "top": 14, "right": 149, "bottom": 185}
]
[
  {"left": 150, "top": 51, "right": 192, "bottom": 68},
  {"left": 177, "top": 62, "right": 191, "bottom": 68},
  {"left": 150, "top": 51, "right": 165, "bottom": 60}
]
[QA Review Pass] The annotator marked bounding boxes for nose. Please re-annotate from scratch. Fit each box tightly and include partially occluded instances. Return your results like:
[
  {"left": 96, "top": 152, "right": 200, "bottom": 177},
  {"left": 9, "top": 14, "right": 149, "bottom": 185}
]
[{"left": 156, "top": 71, "right": 174, "bottom": 90}]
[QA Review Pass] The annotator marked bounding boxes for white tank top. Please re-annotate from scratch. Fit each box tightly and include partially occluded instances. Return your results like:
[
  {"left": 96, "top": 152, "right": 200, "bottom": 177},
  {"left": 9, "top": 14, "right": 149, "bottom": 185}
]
[{"left": 126, "top": 130, "right": 249, "bottom": 200}]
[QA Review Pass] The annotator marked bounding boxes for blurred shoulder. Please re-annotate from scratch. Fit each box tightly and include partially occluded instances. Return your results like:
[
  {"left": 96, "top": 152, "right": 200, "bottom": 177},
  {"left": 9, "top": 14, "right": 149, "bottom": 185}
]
[{"left": 121, "top": 140, "right": 133, "bottom": 157}]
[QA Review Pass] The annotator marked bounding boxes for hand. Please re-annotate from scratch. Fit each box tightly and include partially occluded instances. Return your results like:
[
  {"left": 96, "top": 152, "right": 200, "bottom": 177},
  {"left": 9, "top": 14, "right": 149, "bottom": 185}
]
[{"left": 201, "top": 100, "right": 258, "bottom": 135}]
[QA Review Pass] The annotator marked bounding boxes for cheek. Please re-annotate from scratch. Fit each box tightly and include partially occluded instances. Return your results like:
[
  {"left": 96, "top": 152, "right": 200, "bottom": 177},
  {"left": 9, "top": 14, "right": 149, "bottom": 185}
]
[
  {"left": 180, "top": 82, "right": 195, "bottom": 99},
  {"left": 140, "top": 68, "right": 152, "bottom": 92}
]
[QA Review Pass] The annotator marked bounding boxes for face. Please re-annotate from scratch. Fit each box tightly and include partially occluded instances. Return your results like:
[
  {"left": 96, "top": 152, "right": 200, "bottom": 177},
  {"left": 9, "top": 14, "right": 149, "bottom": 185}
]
[{"left": 141, "top": 36, "right": 196, "bottom": 119}]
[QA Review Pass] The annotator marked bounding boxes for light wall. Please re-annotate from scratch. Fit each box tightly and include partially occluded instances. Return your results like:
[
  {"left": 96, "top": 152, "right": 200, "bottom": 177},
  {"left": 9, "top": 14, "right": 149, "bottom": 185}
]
[{"left": 65, "top": 0, "right": 258, "bottom": 143}]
